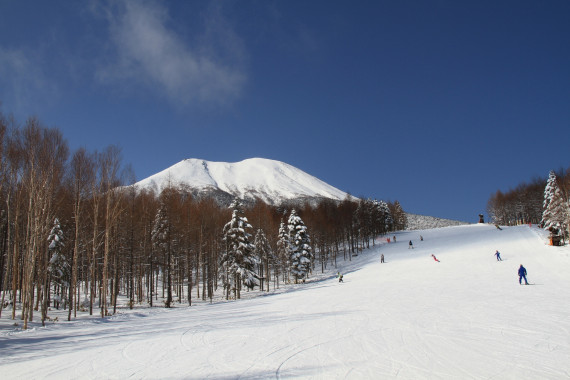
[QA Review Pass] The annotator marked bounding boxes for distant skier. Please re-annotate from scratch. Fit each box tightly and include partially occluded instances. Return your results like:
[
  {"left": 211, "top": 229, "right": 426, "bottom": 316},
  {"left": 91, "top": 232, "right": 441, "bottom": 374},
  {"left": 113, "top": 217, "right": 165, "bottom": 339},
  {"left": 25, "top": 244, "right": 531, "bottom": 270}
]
[
  {"left": 494, "top": 250, "right": 502, "bottom": 261},
  {"left": 409, "top": 240, "right": 413, "bottom": 249},
  {"left": 381, "top": 254, "right": 385, "bottom": 263},
  {"left": 338, "top": 273, "right": 344, "bottom": 283},
  {"left": 431, "top": 254, "right": 440, "bottom": 262},
  {"left": 518, "top": 265, "right": 528, "bottom": 285},
  {"left": 393, "top": 236, "right": 396, "bottom": 242},
  {"left": 420, "top": 235, "right": 423, "bottom": 241}
]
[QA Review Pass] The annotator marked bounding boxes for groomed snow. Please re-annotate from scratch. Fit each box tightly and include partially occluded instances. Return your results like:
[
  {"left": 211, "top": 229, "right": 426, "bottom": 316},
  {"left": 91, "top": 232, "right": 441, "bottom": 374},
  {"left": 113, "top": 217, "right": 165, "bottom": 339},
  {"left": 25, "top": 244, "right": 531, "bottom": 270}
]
[{"left": 1, "top": 224, "right": 570, "bottom": 379}]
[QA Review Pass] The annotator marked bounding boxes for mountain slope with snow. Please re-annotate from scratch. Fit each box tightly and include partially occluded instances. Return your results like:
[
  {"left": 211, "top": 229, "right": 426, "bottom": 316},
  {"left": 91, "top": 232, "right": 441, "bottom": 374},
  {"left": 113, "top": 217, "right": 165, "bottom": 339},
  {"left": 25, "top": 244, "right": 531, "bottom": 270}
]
[
  {"left": 406, "top": 212, "right": 470, "bottom": 229},
  {"left": 134, "top": 158, "right": 351, "bottom": 204},
  {"left": 2, "top": 224, "right": 569, "bottom": 379}
]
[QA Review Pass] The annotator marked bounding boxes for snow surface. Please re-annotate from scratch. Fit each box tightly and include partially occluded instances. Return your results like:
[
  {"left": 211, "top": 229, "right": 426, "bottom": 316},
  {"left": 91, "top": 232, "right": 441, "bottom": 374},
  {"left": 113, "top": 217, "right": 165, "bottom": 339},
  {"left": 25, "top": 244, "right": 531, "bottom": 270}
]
[
  {"left": 133, "top": 158, "right": 351, "bottom": 203},
  {"left": 2, "top": 224, "right": 570, "bottom": 379},
  {"left": 406, "top": 213, "right": 470, "bottom": 230}
]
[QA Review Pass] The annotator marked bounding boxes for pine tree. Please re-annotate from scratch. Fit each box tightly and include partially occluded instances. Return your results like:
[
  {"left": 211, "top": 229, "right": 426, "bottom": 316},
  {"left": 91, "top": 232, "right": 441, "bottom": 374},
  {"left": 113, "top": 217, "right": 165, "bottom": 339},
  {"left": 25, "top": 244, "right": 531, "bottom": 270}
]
[
  {"left": 254, "top": 228, "right": 273, "bottom": 291},
  {"left": 379, "top": 200, "right": 393, "bottom": 232},
  {"left": 287, "top": 209, "right": 313, "bottom": 283},
  {"left": 542, "top": 171, "right": 557, "bottom": 212},
  {"left": 151, "top": 200, "right": 172, "bottom": 307},
  {"left": 542, "top": 171, "right": 568, "bottom": 235},
  {"left": 221, "top": 199, "right": 258, "bottom": 299},
  {"left": 370, "top": 199, "right": 382, "bottom": 238},
  {"left": 47, "top": 218, "right": 68, "bottom": 311},
  {"left": 276, "top": 218, "right": 289, "bottom": 285}
]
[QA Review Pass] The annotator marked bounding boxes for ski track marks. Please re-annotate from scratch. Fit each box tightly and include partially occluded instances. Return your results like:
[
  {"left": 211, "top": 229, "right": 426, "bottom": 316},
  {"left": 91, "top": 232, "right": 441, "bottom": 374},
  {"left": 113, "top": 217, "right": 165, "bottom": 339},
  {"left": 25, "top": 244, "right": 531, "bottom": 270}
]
[{"left": 2, "top": 225, "right": 570, "bottom": 379}]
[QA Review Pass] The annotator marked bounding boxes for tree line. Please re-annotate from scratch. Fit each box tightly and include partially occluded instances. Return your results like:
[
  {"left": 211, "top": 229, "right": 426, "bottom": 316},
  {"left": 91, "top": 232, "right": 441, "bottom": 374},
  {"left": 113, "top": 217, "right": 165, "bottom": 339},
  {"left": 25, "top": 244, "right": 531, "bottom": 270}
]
[
  {"left": 0, "top": 112, "right": 404, "bottom": 329},
  {"left": 487, "top": 167, "right": 570, "bottom": 238}
]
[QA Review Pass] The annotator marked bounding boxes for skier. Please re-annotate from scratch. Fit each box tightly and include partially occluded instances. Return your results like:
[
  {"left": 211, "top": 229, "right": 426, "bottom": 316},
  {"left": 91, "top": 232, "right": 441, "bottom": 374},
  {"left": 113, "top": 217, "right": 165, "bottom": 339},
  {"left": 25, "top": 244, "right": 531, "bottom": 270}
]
[
  {"left": 381, "top": 254, "right": 385, "bottom": 263},
  {"left": 393, "top": 236, "right": 396, "bottom": 243},
  {"left": 409, "top": 240, "right": 413, "bottom": 249},
  {"left": 494, "top": 250, "right": 502, "bottom": 261},
  {"left": 420, "top": 235, "right": 423, "bottom": 241},
  {"left": 518, "top": 264, "right": 528, "bottom": 285},
  {"left": 338, "top": 273, "right": 343, "bottom": 283},
  {"left": 431, "top": 254, "right": 440, "bottom": 262}
]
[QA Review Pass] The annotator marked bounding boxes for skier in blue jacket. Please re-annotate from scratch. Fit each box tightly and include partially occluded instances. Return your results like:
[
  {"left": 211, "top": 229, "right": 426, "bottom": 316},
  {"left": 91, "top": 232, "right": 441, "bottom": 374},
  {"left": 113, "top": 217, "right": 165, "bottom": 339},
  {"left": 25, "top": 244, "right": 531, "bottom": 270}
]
[
  {"left": 518, "top": 264, "right": 528, "bottom": 285},
  {"left": 494, "top": 250, "right": 502, "bottom": 261}
]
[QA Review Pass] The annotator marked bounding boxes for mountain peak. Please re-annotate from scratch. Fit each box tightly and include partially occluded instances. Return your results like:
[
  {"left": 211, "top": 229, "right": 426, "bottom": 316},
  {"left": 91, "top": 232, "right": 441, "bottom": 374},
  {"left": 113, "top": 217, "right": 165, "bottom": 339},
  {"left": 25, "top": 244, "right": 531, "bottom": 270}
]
[{"left": 134, "top": 158, "right": 351, "bottom": 204}]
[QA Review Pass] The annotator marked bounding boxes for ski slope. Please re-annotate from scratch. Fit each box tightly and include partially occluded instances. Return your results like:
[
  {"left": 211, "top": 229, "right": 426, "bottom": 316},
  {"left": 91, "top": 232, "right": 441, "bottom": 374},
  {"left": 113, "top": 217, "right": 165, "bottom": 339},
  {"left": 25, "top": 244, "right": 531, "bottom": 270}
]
[{"left": 1, "top": 224, "right": 570, "bottom": 379}]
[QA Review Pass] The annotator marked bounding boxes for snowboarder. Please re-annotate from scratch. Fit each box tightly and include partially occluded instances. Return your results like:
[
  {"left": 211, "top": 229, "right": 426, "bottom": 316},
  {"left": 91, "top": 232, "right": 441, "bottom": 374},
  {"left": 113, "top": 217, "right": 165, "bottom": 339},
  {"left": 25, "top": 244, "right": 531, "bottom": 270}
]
[
  {"left": 381, "top": 254, "right": 385, "bottom": 263},
  {"left": 409, "top": 240, "right": 413, "bottom": 249},
  {"left": 494, "top": 250, "right": 502, "bottom": 261},
  {"left": 431, "top": 254, "right": 440, "bottom": 262},
  {"left": 518, "top": 265, "right": 528, "bottom": 285}
]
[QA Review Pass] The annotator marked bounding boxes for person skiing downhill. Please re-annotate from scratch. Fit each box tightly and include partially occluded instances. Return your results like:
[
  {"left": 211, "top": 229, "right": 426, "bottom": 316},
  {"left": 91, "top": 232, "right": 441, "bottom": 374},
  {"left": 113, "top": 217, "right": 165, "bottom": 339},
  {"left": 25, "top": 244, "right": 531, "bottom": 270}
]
[
  {"left": 409, "top": 240, "right": 413, "bottom": 249},
  {"left": 381, "top": 254, "right": 385, "bottom": 263},
  {"left": 518, "top": 264, "right": 528, "bottom": 285},
  {"left": 431, "top": 254, "right": 440, "bottom": 262},
  {"left": 494, "top": 250, "right": 502, "bottom": 261},
  {"left": 337, "top": 271, "right": 343, "bottom": 282}
]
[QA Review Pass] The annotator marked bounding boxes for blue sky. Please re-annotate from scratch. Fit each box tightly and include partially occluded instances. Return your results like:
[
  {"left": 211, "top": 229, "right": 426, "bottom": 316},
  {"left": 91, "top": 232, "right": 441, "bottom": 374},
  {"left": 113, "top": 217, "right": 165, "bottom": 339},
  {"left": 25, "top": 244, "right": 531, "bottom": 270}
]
[{"left": 1, "top": 0, "right": 568, "bottom": 222}]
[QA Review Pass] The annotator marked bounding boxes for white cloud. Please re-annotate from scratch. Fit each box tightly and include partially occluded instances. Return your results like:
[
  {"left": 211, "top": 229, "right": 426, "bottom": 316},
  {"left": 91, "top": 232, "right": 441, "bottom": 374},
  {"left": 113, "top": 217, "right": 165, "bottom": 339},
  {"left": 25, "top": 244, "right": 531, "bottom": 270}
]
[{"left": 97, "top": 1, "right": 247, "bottom": 107}]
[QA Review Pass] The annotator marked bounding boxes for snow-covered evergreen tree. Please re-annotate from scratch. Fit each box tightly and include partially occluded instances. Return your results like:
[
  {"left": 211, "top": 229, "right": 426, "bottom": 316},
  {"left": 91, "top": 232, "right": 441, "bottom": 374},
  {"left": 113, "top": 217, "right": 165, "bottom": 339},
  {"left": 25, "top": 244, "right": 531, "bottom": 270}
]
[
  {"left": 151, "top": 203, "right": 169, "bottom": 252},
  {"left": 370, "top": 199, "right": 382, "bottom": 236},
  {"left": 221, "top": 199, "right": 258, "bottom": 299},
  {"left": 542, "top": 171, "right": 568, "bottom": 234},
  {"left": 276, "top": 218, "right": 290, "bottom": 284},
  {"left": 47, "top": 218, "right": 69, "bottom": 302},
  {"left": 379, "top": 200, "right": 394, "bottom": 232},
  {"left": 254, "top": 228, "right": 273, "bottom": 291},
  {"left": 287, "top": 209, "right": 313, "bottom": 283},
  {"left": 542, "top": 171, "right": 557, "bottom": 216},
  {"left": 151, "top": 200, "right": 173, "bottom": 307}
]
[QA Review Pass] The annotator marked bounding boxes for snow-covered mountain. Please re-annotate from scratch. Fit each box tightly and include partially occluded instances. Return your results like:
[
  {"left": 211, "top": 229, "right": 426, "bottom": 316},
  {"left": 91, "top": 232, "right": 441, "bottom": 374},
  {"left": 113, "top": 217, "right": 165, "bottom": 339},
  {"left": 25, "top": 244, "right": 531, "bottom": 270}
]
[{"left": 134, "top": 158, "right": 351, "bottom": 205}]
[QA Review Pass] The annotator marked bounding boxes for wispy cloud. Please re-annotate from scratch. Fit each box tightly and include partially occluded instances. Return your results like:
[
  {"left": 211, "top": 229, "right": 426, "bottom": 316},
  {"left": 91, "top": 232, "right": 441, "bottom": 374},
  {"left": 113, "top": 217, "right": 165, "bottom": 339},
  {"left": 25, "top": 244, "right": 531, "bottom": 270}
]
[
  {"left": 0, "top": 47, "right": 59, "bottom": 115},
  {"left": 96, "top": 1, "right": 247, "bottom": 107}
]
